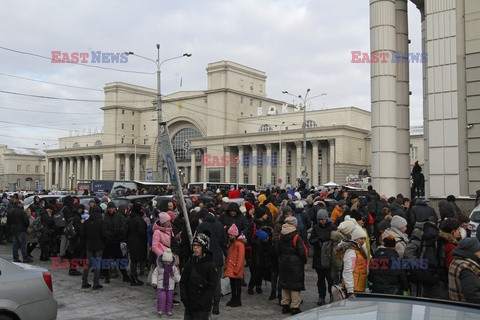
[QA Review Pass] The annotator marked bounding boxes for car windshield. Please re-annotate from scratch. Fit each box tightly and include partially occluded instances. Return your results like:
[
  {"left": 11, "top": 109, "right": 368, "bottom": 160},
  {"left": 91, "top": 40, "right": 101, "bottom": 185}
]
[{"left": 471, "top": 210, "right": 480, "bottom": 223}]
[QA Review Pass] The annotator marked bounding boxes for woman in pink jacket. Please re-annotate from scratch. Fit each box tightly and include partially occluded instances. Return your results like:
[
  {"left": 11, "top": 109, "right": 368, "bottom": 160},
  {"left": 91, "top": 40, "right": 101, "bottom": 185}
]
[{"left": 152, "top": 212, "right": 173, "bottom": 259}]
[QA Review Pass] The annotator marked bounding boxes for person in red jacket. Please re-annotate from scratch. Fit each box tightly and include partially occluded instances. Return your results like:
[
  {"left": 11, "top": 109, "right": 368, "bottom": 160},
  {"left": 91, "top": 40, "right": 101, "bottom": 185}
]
[
  {"left": 223, "top": 224, "right": 245, "bottom": 307},
  {"left": 438, "top": 218, "right": 461, "bottom": 269}
]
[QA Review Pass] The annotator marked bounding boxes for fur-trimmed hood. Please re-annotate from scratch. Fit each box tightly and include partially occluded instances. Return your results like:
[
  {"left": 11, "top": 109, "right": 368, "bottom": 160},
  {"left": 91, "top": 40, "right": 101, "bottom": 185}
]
[
  {"left": 438, "top": 230, "right": 458, "bottom": 245},
  {"left": 336, "top": 239, "right": 367, "bottom": 259}
]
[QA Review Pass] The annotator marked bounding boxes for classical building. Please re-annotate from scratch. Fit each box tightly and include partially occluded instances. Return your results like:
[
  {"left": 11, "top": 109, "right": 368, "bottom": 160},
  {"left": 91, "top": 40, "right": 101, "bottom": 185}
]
[
  {"left": 370, "top": 0, "right": 480, "bottom": 197},
  {"left": 0, "top": 145, "right": 45, "bottom": 191},
  {"left": 44, "top": 61, "right": 373, "bottom": 190}
]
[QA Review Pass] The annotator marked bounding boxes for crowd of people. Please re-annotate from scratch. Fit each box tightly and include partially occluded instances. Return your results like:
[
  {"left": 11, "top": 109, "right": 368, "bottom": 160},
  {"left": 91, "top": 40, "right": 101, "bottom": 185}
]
[{"left": 1, "top": 184, "right": 480, "bottom": 319}]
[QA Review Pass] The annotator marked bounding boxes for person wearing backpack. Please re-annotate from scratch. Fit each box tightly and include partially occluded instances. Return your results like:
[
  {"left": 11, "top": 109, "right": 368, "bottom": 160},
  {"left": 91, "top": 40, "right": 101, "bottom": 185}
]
[
  {"left": 309, "top": 209, "right": 335, "bottom": 306},
  {"left": 26, "top": 207, "right": 38, "bottom": 260},
  {"left": 293, "top": 201, "right": 311, "bottom": 245},
  {"left": 277, "top": 216, "right": 308, "bottom": 315},
  {"left": 448, "top": 237, "right": 480, "bottom": 303}
]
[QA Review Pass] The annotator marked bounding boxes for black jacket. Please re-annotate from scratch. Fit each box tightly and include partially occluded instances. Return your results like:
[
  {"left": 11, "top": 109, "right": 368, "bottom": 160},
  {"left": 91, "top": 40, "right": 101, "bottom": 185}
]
[
  {"left": 82, "top": 211, "right": 107, "bottom": 252},
  {"left": 309, "top": 222, "right": 334, "bottom": 269},
  {"left": 180, "top": 252, "right": 217, "bottom": 312},
  {"left": 6, "top": 203, "right": 29, "bottom": 232},
  {"left": 196, "top": 214, "right": 226, "bottom": 267},
  {"left": 277, "top": 227, "right": 307, "bottom": 291},
  {"left": 218, "top": 211, "right": 247, "bottom": 234},
  {"left": 126, "top": 213, "right": 147, "bottom": 261},
  {"left": 368, "top": 247, "right": 409, "bottom": 294},
  {"left": 410, "top": 201, "right": 437, "bottom": 225},
  {"left": 103, "top": 211, "right": 126, "bottom": 244}
]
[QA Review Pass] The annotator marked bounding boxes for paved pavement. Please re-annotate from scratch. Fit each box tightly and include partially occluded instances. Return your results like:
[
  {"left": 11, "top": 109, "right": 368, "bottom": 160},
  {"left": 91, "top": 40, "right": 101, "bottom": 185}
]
[{"left": 0, "top": 242, "right": 321, "bottom": 319}]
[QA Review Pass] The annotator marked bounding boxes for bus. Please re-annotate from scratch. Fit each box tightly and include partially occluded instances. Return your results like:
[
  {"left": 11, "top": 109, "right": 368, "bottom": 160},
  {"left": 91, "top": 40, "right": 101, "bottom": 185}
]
[{"left": 187, "top": 182, "right": 256, "bottom": 192}]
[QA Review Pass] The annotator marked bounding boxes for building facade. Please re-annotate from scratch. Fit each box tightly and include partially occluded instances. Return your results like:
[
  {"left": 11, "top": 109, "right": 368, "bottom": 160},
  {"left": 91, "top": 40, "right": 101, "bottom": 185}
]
[
  {"left": 0, "top": 145, "right": 45, "bottom": 191},
  {"left": 44, "top": 61, "right": 373, "bottom": 190}
]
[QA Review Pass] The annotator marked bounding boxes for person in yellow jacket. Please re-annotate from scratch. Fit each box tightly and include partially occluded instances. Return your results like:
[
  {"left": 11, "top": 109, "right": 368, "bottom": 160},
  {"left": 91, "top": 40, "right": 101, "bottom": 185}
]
[{"left": 330, "top": 200, "right": 347, "bottom": 224}]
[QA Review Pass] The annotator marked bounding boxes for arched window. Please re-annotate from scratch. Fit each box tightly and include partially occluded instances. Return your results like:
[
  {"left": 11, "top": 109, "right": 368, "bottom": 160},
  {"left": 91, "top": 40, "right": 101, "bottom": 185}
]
[
  {"left": 172, "top": 128, "right": 202, "bottom": 161},
  {"left": 259, "top": 124, "right": 273, "bottom": 132},
  {"left": 73, "top": 142, "right": 80, "bottom": 148},
  {"left": 304, "top": 120, "right": 318, "bottom": 128},
  {"left": 95, "top": 140, "right": 102, "bottom": 146}
]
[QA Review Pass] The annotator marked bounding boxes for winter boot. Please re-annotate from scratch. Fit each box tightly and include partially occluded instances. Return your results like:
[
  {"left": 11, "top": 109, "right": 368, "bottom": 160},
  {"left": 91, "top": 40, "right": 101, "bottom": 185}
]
[
  {"left": 291, "top": 308, "right": 302, "bottom": 315},
  {"left": 281, "top": 306, "right": 291, "bottom": 314},
  {"left": 317, "top": 297, "right": 326, "bottom": 306}
]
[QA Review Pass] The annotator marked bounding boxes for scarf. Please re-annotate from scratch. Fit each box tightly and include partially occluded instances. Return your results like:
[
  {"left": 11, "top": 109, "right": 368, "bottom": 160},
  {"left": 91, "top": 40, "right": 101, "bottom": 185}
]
[{"left": 162, "top": 263, "right": 173, "bottom": 290}]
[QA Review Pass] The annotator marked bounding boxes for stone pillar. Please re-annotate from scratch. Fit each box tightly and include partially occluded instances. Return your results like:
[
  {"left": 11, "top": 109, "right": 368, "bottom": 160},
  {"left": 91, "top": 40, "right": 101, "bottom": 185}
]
[
  {"left": 125, "top": 154, "right": 131, "bottom": 181},
  {"left": 61, "top": 158, "right": 67, "bottom": 189},
  {"left": 329, "top": 140, "right": 335, "bottom": 182},
  {"left": 75, "top": 157, "right": 81, "bottom": 185},
  {"left": 251, "top": 145, "right": 258, "bottom": 186},
  {"left": 54, "top": 158, "right": 60, "bottom": 188},
  {"left": 84, "top": 156, "right": 89, "bottom": 180},
  {"left": 321, "top": 143, "right": 328, "bottom": 185},
  {"left": 266, "top": 144, "right": 272, "bottom": 186},
  {"left": 92, "top": 155, "right": 97, "bottom": 180},
  {"left": 370, "top": 0, "right": 398, "bottom": 195},
  {"left": 280, "top": 144, "right": 287, "bottom": 188},
  {"left": 115, "top": 154, "right": 121, "bottom": 180},
  {"left": 47, "top": 159, "right": 53, "bottom": 190},
  {"left": 201, "top": 148, "right": 207, "bottom": 182},
  {"left": 134, "top": 153, "right": 140, "bottom": 180},
  {"left": 99, "top": 156, "right": 103, "bottom": 180},
  {"left": 185, "top": 167, "right": 190, "bottom": 185},
  {"left": 312, "top": 141, "right": 319, "bottom": 187},
  {"left": 224, "top": 147, "right": 231, "bottom": 183},
  {"left": 295, "top": 141, "right": 302, "bottom": 180},
  {"left": 190, "top": 149, "right": 197, "bottom": 183},
  {"left": 238, "top": 146, "right": 244, "bottom": 184}
]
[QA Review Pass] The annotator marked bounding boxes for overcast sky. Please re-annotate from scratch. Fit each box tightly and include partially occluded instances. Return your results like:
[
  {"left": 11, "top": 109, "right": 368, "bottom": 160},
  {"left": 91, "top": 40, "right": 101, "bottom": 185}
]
[{"left": 0, "top": 0, "right": 423, "bottom": 150}]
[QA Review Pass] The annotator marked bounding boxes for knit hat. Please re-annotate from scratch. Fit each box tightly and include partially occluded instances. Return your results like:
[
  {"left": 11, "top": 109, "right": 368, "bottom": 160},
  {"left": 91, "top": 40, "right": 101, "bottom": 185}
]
[
  {"left": 378, "top": 219, "right": 391, "bottom": 231},
  {"left": 159, "top": 212, "right": 171, "bottom": 225},
  {"left": 227, "top": 202, "right": 241, "bottom": 214},
  {"left": 337, "top": 220, "right": 356, "bottom": 236},
  {"left": 350, "top": 210, "right": 363, "bottom": 222},
  {"left": 228, "top": 224, "right": 239, "bottom": 236},
  {"left": 455, "top": 237, "right": 480, "bottom": 254},
  {"left": 338, "top": 200, "right": 346, "bottom": 206},
  {"left": 282, "top": 206, "right": 292, "bottom": 215},
  {"left": 317, "top": 209, "right": 328, "bottom": 221},
  {"left": 351, "top": 227, "right": 367, "bottom": 240},
  {"left": 161, "top": 248, "right": 173, "bottom": 263},
  {"left": 101, "top": 196, "right": 109, "bottom": 203},
  {"left": 256, "top": 229, "right": 268, "bottom": 242},
  {"left": 391, "top": 215, "right": 407, "bottom": 229},
  {"left": 258, "top": 194, "right": 267, "bottom": 205},
  {"left": 197, "top": 207, "right": 209, "bottom": 220},
  {"left": 284, "top": 216, "right": 298, "bottom": 227},
  {"left": 192, "top": 233, "right": 210, "bottom": 251},
  {"left": 131, "top": 203, "right": 143, "bottom": 215},
  {"left": 295, "top": 201, "right": 304, "bottom": 209},
  {"left": 244, "top": 202, "right": 254, "bottom": 212},
  {"left": 383, "top": 234, "right": 397, "bottom": 248},
  {"left": 107, "top": 202, "right": 116, "bottom": 208},
  {"left": 255, "top": 207, "right": 268, "bottom": 220},
  {"left": 166, "top": 210, "right": 176, "bottom": 222}
]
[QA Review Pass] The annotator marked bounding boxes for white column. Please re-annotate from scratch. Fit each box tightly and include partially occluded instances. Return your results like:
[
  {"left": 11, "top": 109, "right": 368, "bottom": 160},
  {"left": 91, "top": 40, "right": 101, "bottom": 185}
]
[
  {"left": 54, "top": 158, "right": 60, "bottom": 188},
  {"left": 47, "top": 159, "right": 53, "bottom": 190},
  {"left": 125, "top": 154, "right": 131, "bottom": 181},
  {"left": 312, "top": 140, "right": 319, "bottom": 187},
  {"left": 61, "top": 158, "right": 67, "bottom": 189},
  {"left": 251, "top": 145, "right": 257, "bottom": 186},
  {"left": 99, "top": 156, "right": 103, "bottom": 180},
  {"left": 91, "top": 155, "right": 97, "bottom": 180},
  {"left": 280, "top": 144, "right": 287, "bottom": 188},
  {"left": 75, "top": 157, "right": 81, "bottom": 181},
  {"left": 329, "top": 139, "right": 335, "bottom": 182},
  {"left": 266, "top": 144, "right": 272, "bottom": 186},
  {"left": 115, "top": 154, "right": 121, "bottom": 180},
  {"left": 370, "top": 0, "right": 398, "bottom": 195},
  {"left": 224, "top": 147, "right": 231, "bottom": 183},
  {"left": 190, "top": 149, "right": 197, "bottom": 183},
  {"left": 321, "top": 143, "right": 328, "bottom": 185},
  {"left": 185, "top": 167, "right": 190, "bottom": 185},
  {"left": 84, "top": 156, "right": 89, "bottom": 180},
  {"left": 201, "top": 148, "right": 207, "bottom": 182},
  {"left": 134, "top": 153, "right": 140, "bottom": 180},
  {"left": 238, "top": 146, "right": 244, "bottom": 183},
  {"left": 295, "top": 141, "right": 302, "bottom": 180}
]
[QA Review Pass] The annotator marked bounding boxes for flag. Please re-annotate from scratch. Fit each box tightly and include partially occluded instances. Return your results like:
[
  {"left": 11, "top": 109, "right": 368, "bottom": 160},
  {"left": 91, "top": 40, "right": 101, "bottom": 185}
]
[{"left": 180, "top": 78, "right": 182, "bottom": 87}]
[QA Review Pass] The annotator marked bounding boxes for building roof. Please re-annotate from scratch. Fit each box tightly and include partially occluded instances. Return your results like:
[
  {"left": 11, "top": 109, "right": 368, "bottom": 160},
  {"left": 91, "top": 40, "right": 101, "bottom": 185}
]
[
  {"left": 10, "top": 147, "right": 45, "bottom": 157},
  {"left": 410, "top": 126, "right": 423, "bottom": 136}
]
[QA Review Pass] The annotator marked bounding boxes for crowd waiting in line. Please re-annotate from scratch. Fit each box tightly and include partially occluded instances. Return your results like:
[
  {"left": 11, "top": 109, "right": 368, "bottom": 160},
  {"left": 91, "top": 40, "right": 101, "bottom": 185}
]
[{"left": 2, "top": 185, "right": 480, "bottom": 319}]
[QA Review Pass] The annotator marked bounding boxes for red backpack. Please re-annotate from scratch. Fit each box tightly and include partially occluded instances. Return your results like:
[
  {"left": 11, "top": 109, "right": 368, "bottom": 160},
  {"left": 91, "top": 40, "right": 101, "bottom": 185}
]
[{"left": 293, "top": 233, "right": 309, "bottom": 257}]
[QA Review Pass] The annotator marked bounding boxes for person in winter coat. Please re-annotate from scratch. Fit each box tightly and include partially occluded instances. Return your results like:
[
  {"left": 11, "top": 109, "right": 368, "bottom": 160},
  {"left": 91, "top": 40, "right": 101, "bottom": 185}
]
[
  {"left": 196, "top": 208, "right": 226, "bottom": 315},
  {"left": 293, "top": 201, "right": 311, "bottom": 244},
  {"left": 152, "top": 248, "right": 181, "bottom": 317},
  {"left": 336, "top": 228, "right": 368, "bottom": 297},
  {"left": 368, "top": 234, "right": 409, "bottom": 294},
  {"left": 218, "top": 202, "right": 248, "bottom": 235},
  {"left": 81, "top": 209, "right": 107, "bottom": 290},
  {"left": 409, "top": 200, "right": 438, "bottom": 226},
  {"left": 438, "top": 218, "right": 461, "bottom": 269},
  {"left": 309, "top": 209, "right": 335, "bottom": 306},
  {"left": 26, "top": 207, "right": 38, "bottom": 259},
  {"left": 180, "top": 233, "right": 217, "bottom": 320},
  {"left": 223, "top": 224, "right": 245, "bottom": 307},
  {"left": 28, "top": 196, "right": 43, "bottom": 218},
  {"left": 381, "top": 215, "right": 409, "bottom": 258},
  {"left": 152, "top": 212, "right": 174, "bottom": 258},
  {"left": 277, "top": 216, "right": 308, "bottom": 315},
  {"left": 39, "top": 205, "right": 56, "bottom": 261},
  {"left": 438, "top": 200, "right": 456, "bottom": 221},
  {"left": 448, "top": 237, "right": 480, "bottom": 303},
  {"left": 330, "top": 200, "right": 346, "bottom": 224},
  {"left": 126, "top": 203, "right": 148, "bottom": 286},
  {"left": 7, "top": 195, "right": 30, "bottom": 262}
]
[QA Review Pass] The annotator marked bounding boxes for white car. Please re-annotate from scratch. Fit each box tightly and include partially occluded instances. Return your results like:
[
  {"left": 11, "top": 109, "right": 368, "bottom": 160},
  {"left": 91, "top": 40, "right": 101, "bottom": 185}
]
[
  {"left": 468, "top": 203, "right": 480, "bottom": 238},
  {"left": 0, "top": 257, "right": 58, "bottom": 320}
]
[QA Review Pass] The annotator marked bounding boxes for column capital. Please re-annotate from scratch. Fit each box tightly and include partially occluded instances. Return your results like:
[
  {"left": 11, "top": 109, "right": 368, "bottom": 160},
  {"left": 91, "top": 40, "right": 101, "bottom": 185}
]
[
  {"left": 265, "top": 143, "right": 272, "bottom": 150},
  {"left": 328, "top": 139, "right": 335, "bottom": 145},
  {"left": 294, "top": 141, "right": 302, "bottom": 148},
  {"left": 238, "top": 145, "right": 244, "bottom": 152}
]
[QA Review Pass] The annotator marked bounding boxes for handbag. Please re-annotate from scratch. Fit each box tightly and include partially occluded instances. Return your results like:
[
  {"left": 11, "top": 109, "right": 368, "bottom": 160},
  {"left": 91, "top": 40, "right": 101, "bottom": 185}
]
[
  {"left": 220, "top": 277, "right": 231, "bottom": 296},
  {"left": 330, "top": 283, "right": 347, "bottom": 302},
  {"left": 146, "top": 267, "right": 154, "bottom": 285}
]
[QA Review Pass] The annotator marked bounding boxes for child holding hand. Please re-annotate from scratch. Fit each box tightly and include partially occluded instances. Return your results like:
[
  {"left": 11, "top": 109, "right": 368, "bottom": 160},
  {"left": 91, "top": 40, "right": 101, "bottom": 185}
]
[{"left": 152, "top": 248, "right": 181, "bottom": 317}]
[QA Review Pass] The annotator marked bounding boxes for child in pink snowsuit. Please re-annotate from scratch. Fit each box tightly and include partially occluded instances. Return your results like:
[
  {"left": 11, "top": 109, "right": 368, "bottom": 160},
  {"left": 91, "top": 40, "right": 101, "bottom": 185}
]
[{"left": 152, "top": 248, "right": 181, "bottom": 316}]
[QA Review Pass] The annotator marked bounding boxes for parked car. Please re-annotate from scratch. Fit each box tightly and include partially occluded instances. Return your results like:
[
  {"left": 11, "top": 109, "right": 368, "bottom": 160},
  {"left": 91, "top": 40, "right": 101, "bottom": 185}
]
[
  {"left": 23, "top": 195, "right": 64, "bottom": 211},
  {"left": 286, "top": 293, "right": 480, "bottom": 320},
  {"left": 468, "top": 203, "right": 480, "bottom": 237},
  {"left": 112, "top": 194, "right": 156, "bottom": 209},
  {"left": 0, "top": 257, "right": 58, "bottom": 320}
]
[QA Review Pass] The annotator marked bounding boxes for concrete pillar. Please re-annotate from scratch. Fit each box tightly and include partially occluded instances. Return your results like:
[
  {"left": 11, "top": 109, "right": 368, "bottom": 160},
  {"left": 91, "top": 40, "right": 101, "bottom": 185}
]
[
  {"left": 370, "top": 0, "right": 398, "bottom": 196},
  {"left": 92, "top": 155, "right": 97, "bottom": 180},
  {"left": 47, "top": 159, "right": 53, "bottom": 190},
  {"left": 321, "top": 143, "right": 328, "bottom": 185},
  {"left": 266, "top": 144, "right": 272, "bottom": 187},
  {"left": 225, "top": 147, "right": 231, "bottom": 183},
  {"left": 312, "top": 140, "right": 319, "bottom": 187},
  {"left": 395, "top": 0, "right": 411, "bottom": 196},
  {"left": 61, "top": 158, "right": 67, "bottom": 189},
  {"left": 251, "top": 145, "right": 258, "bottom": 186},
  {"left": 185, "top": 167, "right": 190, "bottom": 185},
  {"left": 125, "top": 154, "right": 131, "bottom": 181},
  {"left": 75, "top": 157, "right": 81, "bottom": 185},
  {"left": 99, "top": 156, "right": 103, "bottom": 180},
  {"left": 280, "top": 144, "right": 287, "bottom": 188},
  {"left": 54, "top": 159, "right": 59, "bottom": 188},
  {"left": 134, "top": 153, "right": 140, "bottom": 180},
  {"left": 295, "top": 141, "right": 302, "bottom": 180},
  {"left": 329, "top": 139, "right": 335, "bottom": 182},
  {"left": 201, "top": 148, "right": 207, "bottom": 182},
  {"left": 115, "top": 154, "right": 121, "bottom": 180},
  {"left": 238, "top": 146, "right": 244, "bottom": 184},
  {"left": 190, "top": 149, "right": 197, "bottom": 183},
  {"left": 84, "top": 156, "right": 89, "bottom": 180}
]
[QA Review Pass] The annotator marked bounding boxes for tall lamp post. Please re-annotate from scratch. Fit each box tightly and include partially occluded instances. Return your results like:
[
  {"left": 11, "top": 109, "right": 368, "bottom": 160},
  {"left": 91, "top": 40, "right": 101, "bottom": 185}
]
[
  {"left": 282, "top": 90, "right": 327, "bottom": 185},
  {"left": 125, "top": 45, "right": 191, "bottom": 180}
]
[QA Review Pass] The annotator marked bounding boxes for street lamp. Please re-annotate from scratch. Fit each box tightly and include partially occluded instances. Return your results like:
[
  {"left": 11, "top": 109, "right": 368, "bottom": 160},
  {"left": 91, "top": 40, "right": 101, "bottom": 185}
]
[
  {"left": 36, "top": 142, "right": 54, "bottom": 190},
  {"left": 125, "top": 45, "right": 191, "bottom": 180}
]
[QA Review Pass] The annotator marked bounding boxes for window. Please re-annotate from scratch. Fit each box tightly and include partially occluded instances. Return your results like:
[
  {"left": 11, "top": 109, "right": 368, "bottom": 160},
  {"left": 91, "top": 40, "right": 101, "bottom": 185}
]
[
  {"left": 171, "top": 128, "right": 202, "bottom": 161},
  {"left": 26, "top": 165, "right": 30, "bottom": 172},
  {"left": 95, "top": 140, "right": 102, "bottom": 146},
  {"left": 272, "top": 173, "right": 276, "bottom": 185},
  {"left": 287, "top": 172, "right": 291, "bottom": 184},
  {"left": 304, "top": 120, "right": 318, "bottom": 128},
  {"left": 259, "top": 101, "right": 262, "bottom": 108},
  {"left": 73, "top": 142, "right": 80, "bottom": 148},
  {"left": 259, "top": 124, "right": 273, "bottom": 132},
  {"left": 318, "top": 149, "right": 322, "bottom": 164},
  {"left": 259, "top": 84, "right": 263, "bottom": 93},
  {"left": 143, "top": 125, "right": 146, "bottom": 130},
  {"left": 43, "top": 165, "right": 45, "bottom": 173},
  {"left": 195, "top": 149, "right": 203, "bottom": 161},
  {"left": 250, "top": 82, "right": 253, "bottom": 91},
  {"left": 258, "top": 152, "right": 263, "bottom": 166},
  {"left": 243, "top": 173, "right": 249, "bottom": 184},
  {"left": 411, "top": 146, "right": 418, "bottom": 159},
  {"left": 144, "top": 139, "right": 148, "bottom": 144},
  {"left": 121, "top": 138, "right": 124, "bottom": 144},
  {"left": 35, "top": 166, "right": 39, "bottom": 173},
  {"left": 243, "top": 153, "right": 250, "bottom": 167},
  {"left": 17, "top": 165, "right": 21, "bottom": 172},
  {"left": 358, "top": 148, "right": 362, "bottom": 161},
  {"left": 122, "top": 109, "right": 125, "bottom": 114},
  {"left": 121, "top": 123, "right": 124, "bottom": 130},
  {"left": 132, "top": 124, "right": 135, "bottom": 130},
  {"left": 132, "top": 139, "right": 134, "bottom": 144},
  {"left": 287, "top": 150, "right": 292, "bottom": 166},
  {"left": 17, "top": 179, "right": 21, "bottom": 188},
  {"left": 258, "top": 173, "right": 262, "bottom": 186},
  {"left": 250, "top": 99, "right": 253, "bottom": 106},
  {"left": 132, "top": 111, "right": 135, "bottom": 115},
  {"left": 240, "top": 97, "right": 243, "bottom": 104},
  {"left": 272, "top": 151, "right": 278, "bottom": 166}
]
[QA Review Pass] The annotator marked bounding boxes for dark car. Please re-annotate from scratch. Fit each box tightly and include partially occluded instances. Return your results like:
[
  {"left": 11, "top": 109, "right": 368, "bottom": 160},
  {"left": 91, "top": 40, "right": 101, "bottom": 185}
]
[{"left": 112, "top": 194, "right": 157, "bottom": 208}]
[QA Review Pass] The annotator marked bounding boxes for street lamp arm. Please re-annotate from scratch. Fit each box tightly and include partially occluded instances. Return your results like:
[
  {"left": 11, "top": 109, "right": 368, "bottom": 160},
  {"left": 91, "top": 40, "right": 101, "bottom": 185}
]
[
  {"left": 159, "top": 53, "right": 192, "bottom": 68},
  {"left": 124, "top": 51, "right": 157, "bottom": 66},
  {"left": 306, "top": 93, "right": 328, "bottom": 101}
]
